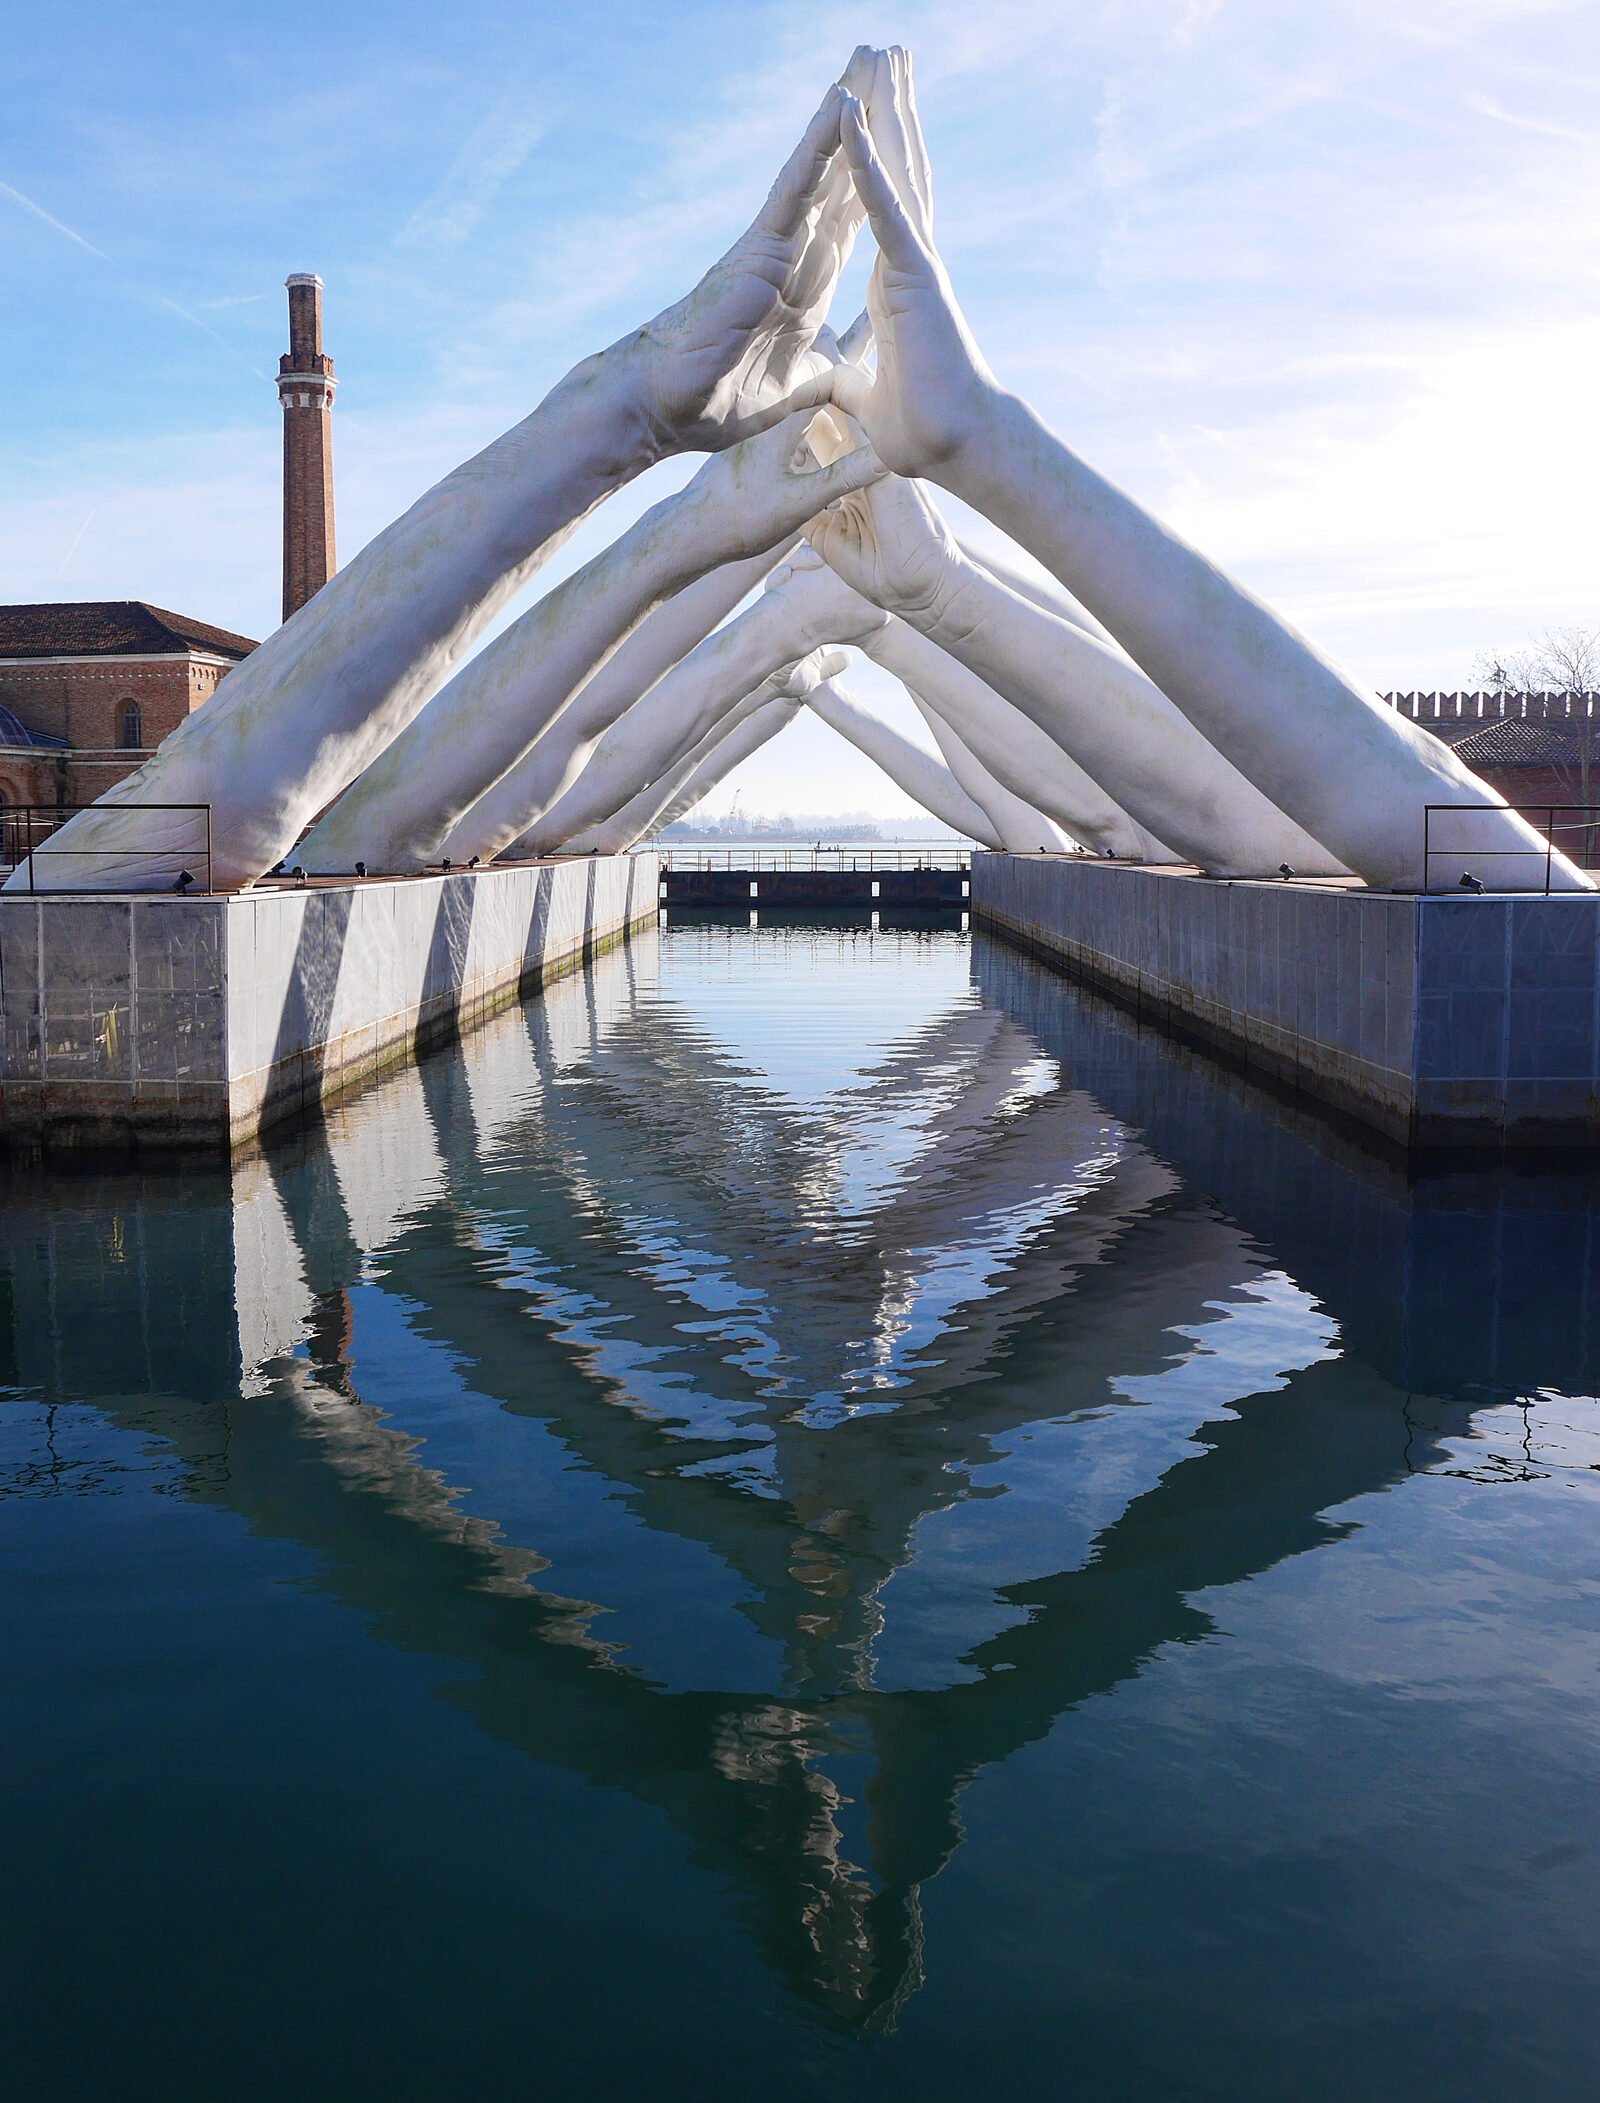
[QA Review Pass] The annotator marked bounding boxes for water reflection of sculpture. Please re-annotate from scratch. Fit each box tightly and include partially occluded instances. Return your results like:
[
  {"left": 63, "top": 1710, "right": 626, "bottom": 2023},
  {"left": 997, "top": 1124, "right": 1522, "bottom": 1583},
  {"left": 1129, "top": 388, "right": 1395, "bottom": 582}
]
[
  {"left": 20, "top": 51, "right": 1586, "bottom": 893},
  {"left": 7, "top": 934, "right": 1595, "bottom": 2027}
]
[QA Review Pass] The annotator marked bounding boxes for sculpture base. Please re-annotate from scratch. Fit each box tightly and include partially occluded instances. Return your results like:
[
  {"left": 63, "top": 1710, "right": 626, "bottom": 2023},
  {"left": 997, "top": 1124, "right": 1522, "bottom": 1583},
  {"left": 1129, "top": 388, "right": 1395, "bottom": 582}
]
[
  {"left": 0, "top": 855, "right": 658, "bottom": 1154},
  {"left": 971, "top": 853, "right": 1600, "bottom": 1153}
]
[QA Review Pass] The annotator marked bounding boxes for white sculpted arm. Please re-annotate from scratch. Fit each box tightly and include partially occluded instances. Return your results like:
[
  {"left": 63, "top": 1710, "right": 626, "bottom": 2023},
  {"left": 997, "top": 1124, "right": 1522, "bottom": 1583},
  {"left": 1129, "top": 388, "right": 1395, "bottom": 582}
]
[
  {"left": 303, "top": 409, "right": 883, "bottom": 872},
  {"left": 439, "top": 546, "right": 786, "bottom": 864},
  {"left": 650, "top": 699, "right": 803, "bottom": 836},
  {"left": 861, "top": 619, "right": 1172, "bottom": 860},
  {"left": 954, "top": 536, "right": 1120, "bottom": 653},
  {"left": 474, "top": 560, "right": 887, "bottom": 859},
  {"left": 810, "top": 477, "right": 1347, "bottom": 878},
  {"left": 897, "top": 699, "right": 1075, "bottom": 855},
  {"left": 558, "top": 695, "right": 803, "bottom": 855},
  {"left": 520, "top": 648, "right": 846, "bottom": 855},
  {"left": 729, "top": 540, "right": 1156, "bottom": 855},
  {"left": 21, "top": 84, "right": 870, "bottom": 893},
  {"left": 831, "top": 62, "right": 1588, "bottom": 892},
  {"left": 802, "top": 679, "right": 1007, "bottom": 848}
]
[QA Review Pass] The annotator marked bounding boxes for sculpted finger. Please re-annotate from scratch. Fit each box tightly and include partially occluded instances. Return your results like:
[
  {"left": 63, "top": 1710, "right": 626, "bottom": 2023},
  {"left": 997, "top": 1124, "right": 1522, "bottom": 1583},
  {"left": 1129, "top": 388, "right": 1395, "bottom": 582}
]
[
  {"left": 839, "top": 45, "right": 883, "bottom": 98},
  {"left": 824, "top": 360, "right": 872, "bottom": 420},
  {"left": 755, "top": 85, "right": 847, "bottom": 241},
  {"left": 891, "top": 49, "right": 935, "bottom": 237},
  {"left": 859, "top": 47, "right": 931, "bottom": 245},
  {"left": 805, "top": 489, "right": 868, "bottom": 563},
  {"left": 839, "top": 99, "right": 925, "bottom": 274},
  {"left": 803, "top": 440, "right": 887, "bottom": 509},
  {"left": 837, "top": 310, "right": 875, "bottom": 365},
  {"left": 759, "top": 354, "right": 849, "bottom": 425},
  {"left": 822, "top": 173, "right": 867, "bottom": 249},
  {"left": 726, "top": 358, "right": 836, "bottom": 437}
]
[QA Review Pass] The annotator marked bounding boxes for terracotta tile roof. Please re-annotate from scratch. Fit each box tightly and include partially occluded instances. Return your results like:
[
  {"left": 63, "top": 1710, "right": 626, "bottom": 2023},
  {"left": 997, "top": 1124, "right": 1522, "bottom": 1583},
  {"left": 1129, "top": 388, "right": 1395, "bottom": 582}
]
[
  {"left": 0, "top": 601, "right": 258, "bottom": 662},
  {"left": 1450, "top": 718, "right": 1594, "bottom": 768},
  {"left": 1416, "top": 719, "right": 1485, "bottom": 749}
]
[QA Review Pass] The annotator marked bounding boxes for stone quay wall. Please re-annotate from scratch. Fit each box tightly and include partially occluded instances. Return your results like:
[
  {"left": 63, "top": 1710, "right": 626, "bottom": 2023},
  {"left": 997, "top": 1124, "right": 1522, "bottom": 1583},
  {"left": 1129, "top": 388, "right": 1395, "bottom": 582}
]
[
  {"left": 0, "top": 853, "right": 658, "bottom": 1153},
  {"left": 971, "top": 853, "right": 1600, "bottom": 1152}
]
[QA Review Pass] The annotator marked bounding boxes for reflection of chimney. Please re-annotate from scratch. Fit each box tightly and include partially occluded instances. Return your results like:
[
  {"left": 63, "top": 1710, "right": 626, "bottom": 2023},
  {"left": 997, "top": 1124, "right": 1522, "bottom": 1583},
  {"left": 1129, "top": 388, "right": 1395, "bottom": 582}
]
[{"left": 278, "top": 273, "right": 337, "bottom": 623}]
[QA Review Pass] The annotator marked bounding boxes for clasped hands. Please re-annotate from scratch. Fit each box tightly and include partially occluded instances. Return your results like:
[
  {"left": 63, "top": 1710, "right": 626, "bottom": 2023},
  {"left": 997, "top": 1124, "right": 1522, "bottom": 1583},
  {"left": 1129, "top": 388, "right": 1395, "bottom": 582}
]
[{"left": 628, "top": 43, "right": 998, "bottom": 569}]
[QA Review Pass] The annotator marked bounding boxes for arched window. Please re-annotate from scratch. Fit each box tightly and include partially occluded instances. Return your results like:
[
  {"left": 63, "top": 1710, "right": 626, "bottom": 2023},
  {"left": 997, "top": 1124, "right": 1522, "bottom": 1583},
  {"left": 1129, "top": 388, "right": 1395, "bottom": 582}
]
[{"left": 118, "top": 699, "right": 143, "bottom": 750}]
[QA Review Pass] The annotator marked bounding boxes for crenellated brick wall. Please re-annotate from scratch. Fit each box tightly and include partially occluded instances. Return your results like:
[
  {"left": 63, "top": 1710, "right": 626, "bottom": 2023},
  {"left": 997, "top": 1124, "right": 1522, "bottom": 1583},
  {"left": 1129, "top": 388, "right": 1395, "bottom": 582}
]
[{"left": 1385, "top": 691, "right": 1600, "bottom": 725}]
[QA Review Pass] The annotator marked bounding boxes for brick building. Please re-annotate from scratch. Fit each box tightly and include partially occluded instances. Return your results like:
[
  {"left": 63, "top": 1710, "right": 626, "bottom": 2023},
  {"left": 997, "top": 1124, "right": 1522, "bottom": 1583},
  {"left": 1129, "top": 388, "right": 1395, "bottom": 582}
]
[
  {"left": 0, "top": 601, "right": 257, "bottom": 811},
  {"left": 1385, "top": 692, "right": 1600, "bottom": 812}
]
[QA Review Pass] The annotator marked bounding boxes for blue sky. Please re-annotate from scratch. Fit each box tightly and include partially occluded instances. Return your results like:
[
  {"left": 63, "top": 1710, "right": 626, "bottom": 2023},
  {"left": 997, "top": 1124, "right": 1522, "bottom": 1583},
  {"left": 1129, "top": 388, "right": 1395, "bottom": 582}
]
[{"left": 3, "top": 0, "right": 1597, "bottom": 819}]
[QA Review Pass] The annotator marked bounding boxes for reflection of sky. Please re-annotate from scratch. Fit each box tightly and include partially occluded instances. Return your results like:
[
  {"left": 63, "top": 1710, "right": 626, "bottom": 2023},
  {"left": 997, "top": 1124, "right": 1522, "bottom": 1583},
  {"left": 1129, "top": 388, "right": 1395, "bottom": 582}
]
[
  {"left": 518, "top": 923, "right": 1143, "bottom": 1410},
  {"left": 5, "top": 919, "right": 1600, "bottom": 2085}
]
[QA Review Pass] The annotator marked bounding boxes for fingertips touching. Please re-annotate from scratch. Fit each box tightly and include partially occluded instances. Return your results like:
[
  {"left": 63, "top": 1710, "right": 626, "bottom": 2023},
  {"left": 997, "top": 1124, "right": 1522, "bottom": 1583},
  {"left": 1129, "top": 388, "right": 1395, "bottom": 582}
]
[
  {"left": 824, "top": 362, "right": 871, "bottom": 419},
  {"left": 760, "top": 85, "right": 847, "bottom": 234},
  {"left": 824, "top": 443, "right": 886, "bottom": 502},
  {"left": 838, "top": 101, "right": 920, "bottom": 263}
]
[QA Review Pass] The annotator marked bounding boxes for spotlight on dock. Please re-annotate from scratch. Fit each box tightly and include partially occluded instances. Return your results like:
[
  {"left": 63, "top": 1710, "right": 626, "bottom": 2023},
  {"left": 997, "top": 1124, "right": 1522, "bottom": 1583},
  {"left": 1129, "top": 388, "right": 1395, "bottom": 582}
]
[
  {"left": 293, "top": 867, "right": 307, "bottom": 887},
  {"left": 1459, "top": 871, "right": 1485, "bottom": 894},
  {"left": 441, "top": 858, "right": 452, "bottom": 873},
  {"left": 355, "top": 860, "right": 367, "bottom": 878},
  {"left": 173, "top": 869, "right": 194, "bottom": 893},
  {"left": 467, "top": 855, "right": 480, "bottom": 868},
  {"left": 1279, "top": 863, "right": 1295, "bottom": 879}
]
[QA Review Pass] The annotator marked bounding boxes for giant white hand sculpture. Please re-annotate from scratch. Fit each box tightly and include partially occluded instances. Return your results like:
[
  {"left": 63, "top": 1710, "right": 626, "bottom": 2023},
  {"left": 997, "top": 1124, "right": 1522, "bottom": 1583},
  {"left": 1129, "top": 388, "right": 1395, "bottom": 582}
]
[
  {"left": 438, "top": 547, "right": 785, "bottom": 866},
  {"left": 811, "top": 677, "right": 1059, "bottom": 849},
  {"left": 761, "top": 543, "right": 1166, "bottom": 858},
  {"left": 304, "top": 410, "right": 882, "bottom": 873},
  {"left": 557, "top": 694, "right": 803, "bottom": 855},
  {"left": 518, "top": 648, "right": 850, "bottom": 856},
  {"left": 810, "top": 476, "right": 1347, "bottom": 878},
  {"left": 645, "top": 699, "right": 803, "bottom": 840},
  {"left": 864, "top": 617, "right": 1174, "bottom": 861},
  {"left": 893, "top": 698, "right": 1077, "bottom": 855},
  {"left": 802, "top": 680, "right": 1006, "bottom": 848},
  {"left": 19, "top": 83, "right": 871, "bottom": 893},
  {"left": 829, "top": 59, "right": 1589, "bottom": 892},
  {"left": 497, "top": 560, "right": 900, "bottom": 857}
]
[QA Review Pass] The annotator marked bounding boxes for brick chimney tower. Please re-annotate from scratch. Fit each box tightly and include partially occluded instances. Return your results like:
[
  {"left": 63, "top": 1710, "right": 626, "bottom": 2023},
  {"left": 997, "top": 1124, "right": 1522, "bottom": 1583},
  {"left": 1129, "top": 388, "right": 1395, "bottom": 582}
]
[{"left": 278, "top": 273, "right": 337, "bottom": 623}]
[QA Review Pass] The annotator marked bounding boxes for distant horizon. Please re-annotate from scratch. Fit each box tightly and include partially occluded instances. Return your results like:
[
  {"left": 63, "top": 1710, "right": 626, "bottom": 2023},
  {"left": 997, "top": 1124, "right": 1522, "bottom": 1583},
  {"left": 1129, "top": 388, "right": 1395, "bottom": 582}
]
[{"left": 657, "top": 810, "right": 969, "bottom": 843}]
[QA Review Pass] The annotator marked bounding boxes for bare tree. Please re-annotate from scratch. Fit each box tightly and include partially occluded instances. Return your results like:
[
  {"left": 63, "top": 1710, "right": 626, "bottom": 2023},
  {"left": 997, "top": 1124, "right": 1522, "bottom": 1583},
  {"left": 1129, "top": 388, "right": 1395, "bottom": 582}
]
[{"left": 1469, "top": 625, "right": 1600, "bottom": 811}]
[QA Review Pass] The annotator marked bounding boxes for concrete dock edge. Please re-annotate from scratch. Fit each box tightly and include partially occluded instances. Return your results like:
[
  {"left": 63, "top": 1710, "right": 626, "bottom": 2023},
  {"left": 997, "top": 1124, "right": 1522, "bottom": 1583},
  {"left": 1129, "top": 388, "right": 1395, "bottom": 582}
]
[
  {"left": 0, "top": 853, "right": 659, "bottom": 1153},
  {"left": 970, "top": 852, "right": 1600, "bottom": 1152}
]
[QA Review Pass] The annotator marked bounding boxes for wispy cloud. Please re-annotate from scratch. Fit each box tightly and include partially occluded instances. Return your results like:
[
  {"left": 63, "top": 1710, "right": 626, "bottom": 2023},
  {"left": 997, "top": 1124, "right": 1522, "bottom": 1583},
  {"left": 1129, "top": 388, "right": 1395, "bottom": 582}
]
[
  {"left": 1468, "top": 91, "right": 1594, "bottom": 143},
  {"left": 57, "top": 509, "right": 95, "bottom": 576},
  {"left": 397, "top": 94, "right": 550, "bottom": 247},
  {"left": 0, "top": 176, "right": 107, "bottom": 258}
]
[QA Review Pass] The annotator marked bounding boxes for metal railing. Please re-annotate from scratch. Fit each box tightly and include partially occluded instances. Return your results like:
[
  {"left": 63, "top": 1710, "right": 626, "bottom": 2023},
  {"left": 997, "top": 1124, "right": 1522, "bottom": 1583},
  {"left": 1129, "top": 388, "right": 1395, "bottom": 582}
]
[
  {"left": 1423, "top": 804, "right": 1600, "bottom": 895},
  {"left": 1, "top": 804, "right": 214, "bottom": 894},
  {"left": 650, "top": 844, "right": 972, "bottom": 874}
]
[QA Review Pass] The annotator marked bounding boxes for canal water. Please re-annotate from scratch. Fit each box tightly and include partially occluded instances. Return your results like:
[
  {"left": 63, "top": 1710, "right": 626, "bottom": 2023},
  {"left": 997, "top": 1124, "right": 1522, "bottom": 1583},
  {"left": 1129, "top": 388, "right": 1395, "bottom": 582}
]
[{"left": 3, "top": 912, "right": 1597, "bottom": 2101}]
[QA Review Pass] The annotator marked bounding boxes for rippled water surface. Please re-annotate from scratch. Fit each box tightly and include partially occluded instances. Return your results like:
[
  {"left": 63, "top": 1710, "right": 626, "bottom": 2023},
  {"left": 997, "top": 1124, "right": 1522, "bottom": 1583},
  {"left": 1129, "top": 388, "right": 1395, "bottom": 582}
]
[{"left": 4, "top": 913, "right": 1599, "bottom": 2100}]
